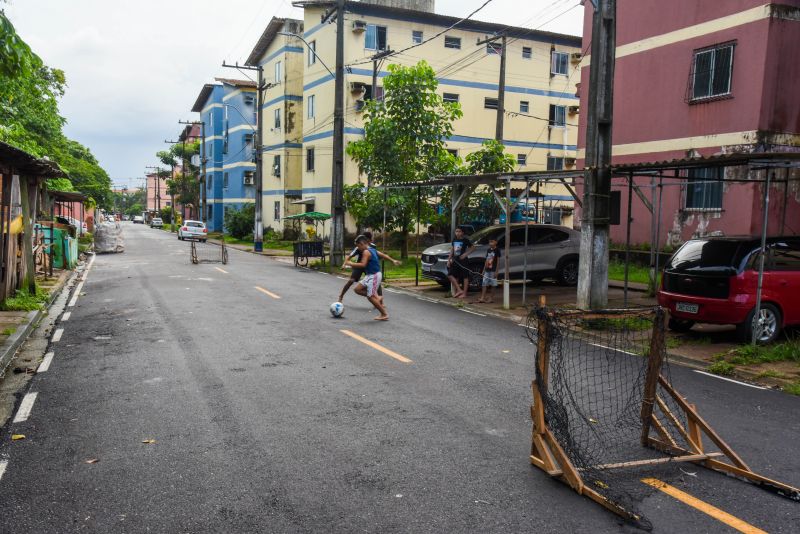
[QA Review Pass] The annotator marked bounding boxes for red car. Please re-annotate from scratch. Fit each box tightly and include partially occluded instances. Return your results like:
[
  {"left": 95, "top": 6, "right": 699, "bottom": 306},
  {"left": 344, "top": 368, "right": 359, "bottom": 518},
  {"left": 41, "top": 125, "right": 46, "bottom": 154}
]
[{"left": 657, "top": 236, "right": 800, "bottom": 343}]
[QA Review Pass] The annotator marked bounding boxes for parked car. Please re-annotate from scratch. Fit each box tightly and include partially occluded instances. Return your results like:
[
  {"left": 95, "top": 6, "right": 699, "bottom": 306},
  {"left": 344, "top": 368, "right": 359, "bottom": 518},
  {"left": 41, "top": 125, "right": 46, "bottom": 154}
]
[
  {"left": 178, "top": 220, "right": 207, "bottom": 241},
  {"left": 133, "top": 215, "right": 144, "bottom": 224},
  {"left": 122, "top": 215, "right": 130, "bottom": 221},
  {"left": 658, "top": 236, "right": 800, "bottom": 343},
  {"left": 150, "top": 217, "right": 163, "bottom": 229},
  {"left": 421, "top": 224, "right": 580, "bottom": 288}
]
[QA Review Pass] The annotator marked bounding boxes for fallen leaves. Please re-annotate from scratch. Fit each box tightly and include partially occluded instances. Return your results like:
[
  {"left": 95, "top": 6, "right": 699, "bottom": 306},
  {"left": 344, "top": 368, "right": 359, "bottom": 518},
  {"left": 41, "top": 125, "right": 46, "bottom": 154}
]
[{"left": 11, "top": 434, "right": 25, "bottom": 440}]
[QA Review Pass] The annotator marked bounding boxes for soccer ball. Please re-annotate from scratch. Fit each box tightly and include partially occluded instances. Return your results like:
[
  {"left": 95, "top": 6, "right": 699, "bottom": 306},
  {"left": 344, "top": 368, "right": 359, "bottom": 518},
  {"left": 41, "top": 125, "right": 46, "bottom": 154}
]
[{"left": 330, "top": 301, "right": 344, "bottom": 317}]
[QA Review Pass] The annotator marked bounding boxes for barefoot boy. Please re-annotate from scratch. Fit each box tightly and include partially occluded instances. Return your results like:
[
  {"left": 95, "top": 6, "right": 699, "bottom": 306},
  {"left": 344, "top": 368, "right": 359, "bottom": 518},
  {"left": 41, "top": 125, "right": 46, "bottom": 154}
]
[
  {"left": 477, "top": 237, "right": 499, "bottom": 303},
  {"left": 345, "top": 235, "right": 390, "bottom": 320}
]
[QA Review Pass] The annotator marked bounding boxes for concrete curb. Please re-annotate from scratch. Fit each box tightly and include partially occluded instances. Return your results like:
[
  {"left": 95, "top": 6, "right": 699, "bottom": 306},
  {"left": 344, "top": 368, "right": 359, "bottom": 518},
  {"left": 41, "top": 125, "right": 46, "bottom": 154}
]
[{"left": 0, "top": 269, "right": 75, "bottom": 376}]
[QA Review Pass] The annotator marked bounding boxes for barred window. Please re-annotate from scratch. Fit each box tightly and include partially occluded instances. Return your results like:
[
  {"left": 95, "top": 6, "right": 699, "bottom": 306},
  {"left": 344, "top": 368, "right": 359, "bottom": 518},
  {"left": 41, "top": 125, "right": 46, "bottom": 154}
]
[
  {"left": 547, "top": 157, "right": 564, "bottom": 171},
  {"left": 444, "top": 36, "right": 461, "bottom": 49},
  {"left": 443, "top": 93, "right": 459, "bottom": 104},
  {"left": 685, "top": 167, "right": 722, "bottom": 209},
  {"left": 517, "top": 154, "right": 527, "bottom": 166},
  {"left": 691, "top": 43, "right": 734, "bottom": 101}
]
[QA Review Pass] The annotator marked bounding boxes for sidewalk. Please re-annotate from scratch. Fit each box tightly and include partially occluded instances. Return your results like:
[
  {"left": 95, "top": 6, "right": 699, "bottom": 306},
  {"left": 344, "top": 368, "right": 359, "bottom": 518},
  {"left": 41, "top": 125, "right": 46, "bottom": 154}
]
[
  {"left": 207, "top": 238, "right": 293, "bottom": 257},
  {"left": 0, "top": 268, "right": 73, "bottom": 376}
]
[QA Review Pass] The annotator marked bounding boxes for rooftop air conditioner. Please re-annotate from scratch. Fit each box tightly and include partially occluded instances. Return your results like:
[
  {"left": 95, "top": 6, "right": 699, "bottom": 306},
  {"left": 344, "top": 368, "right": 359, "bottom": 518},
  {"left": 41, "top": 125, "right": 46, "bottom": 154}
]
[
  {"left": 568, "top": 105, "right": 579, "bottom": 114},
  {"left": 571, "top": 52, "right": 582, "bottom": 62},
  {"left": 352, "top": 20, "right": 367, "bottom": 33}
]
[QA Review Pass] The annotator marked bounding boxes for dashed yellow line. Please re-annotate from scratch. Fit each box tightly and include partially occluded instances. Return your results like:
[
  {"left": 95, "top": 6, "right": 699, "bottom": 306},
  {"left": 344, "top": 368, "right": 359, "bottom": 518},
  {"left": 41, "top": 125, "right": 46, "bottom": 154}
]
[
  {"left": 641, "top": 478, "right": 767, "bottom": 534},
  {"left": 215, "top": 267, "right": 228, "bottom": 274},
  {"left": 340, "top": 329, "right": 412, "bottom": 364},
  {"left": 254, "top": 286, "right": 281, "bottom": 299}
]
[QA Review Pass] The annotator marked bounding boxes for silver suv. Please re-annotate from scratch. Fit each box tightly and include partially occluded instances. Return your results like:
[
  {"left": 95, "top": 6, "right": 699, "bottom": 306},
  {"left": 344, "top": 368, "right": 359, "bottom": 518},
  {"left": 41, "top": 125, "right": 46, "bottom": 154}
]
[{"left": 421, "top": 224, "right": 580, "bottom": 287}]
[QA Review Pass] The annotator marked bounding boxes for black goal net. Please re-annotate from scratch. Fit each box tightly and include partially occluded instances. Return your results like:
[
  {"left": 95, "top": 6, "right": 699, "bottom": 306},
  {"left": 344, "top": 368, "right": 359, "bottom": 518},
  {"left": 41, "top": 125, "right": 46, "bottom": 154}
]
[
  {"left": 527, "top": 306, "right": 696, "bottom": 530},
  {"left": 190, "top": 240, "right": 228, "bottom": 265}
]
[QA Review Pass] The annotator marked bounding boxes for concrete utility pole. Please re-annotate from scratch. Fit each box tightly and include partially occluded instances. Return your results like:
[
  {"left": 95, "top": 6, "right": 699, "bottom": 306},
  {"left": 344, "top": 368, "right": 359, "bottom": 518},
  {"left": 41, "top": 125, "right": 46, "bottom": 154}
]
[
  {"left": 221, "top": 61, "right": 266, "bottom": 252},
  {"left": 163, "top": 139, "right": 181, "bottom": 232},
  {"left": 577, "top": 0, "right": 616, "bottom": 310},
  {"left": 477, "top": 34, "right": 507, "bottom": 141},
  {"left": 329, "top": 0, "right": 346, "bottom": 266}
]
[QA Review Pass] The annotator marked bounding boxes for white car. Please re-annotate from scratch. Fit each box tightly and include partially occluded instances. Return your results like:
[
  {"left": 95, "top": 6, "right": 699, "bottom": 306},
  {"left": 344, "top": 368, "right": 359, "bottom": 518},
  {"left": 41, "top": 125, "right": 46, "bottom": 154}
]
[
  {"left": 178, "top": 220, "right": 207, "bottom": 241},
  {"left": 133, "top": 216, "right": 144, "bottom": 224}
]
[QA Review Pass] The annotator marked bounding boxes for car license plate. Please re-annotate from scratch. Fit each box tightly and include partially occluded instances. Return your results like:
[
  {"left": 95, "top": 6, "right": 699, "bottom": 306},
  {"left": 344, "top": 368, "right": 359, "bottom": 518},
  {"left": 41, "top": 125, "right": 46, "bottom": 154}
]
[
  {"left": 422, "top": 264, "right": 431, "bottom": 272},
  {"left": 676, "top": 302, "right": 699, "bottom": 314}
]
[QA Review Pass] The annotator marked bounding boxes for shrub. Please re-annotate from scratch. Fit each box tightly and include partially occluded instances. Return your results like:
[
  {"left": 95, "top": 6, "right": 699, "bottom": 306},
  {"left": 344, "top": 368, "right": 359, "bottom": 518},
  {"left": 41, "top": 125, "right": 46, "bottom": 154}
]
[
  {"left": 708, "top": 360, "right": 736, "bottom": 376},
  {"left": 224, "top": 204, "right": 255, "bottom": 239},
  {"left": 0, "top": 288, "right": 49, "bottom": 311}
]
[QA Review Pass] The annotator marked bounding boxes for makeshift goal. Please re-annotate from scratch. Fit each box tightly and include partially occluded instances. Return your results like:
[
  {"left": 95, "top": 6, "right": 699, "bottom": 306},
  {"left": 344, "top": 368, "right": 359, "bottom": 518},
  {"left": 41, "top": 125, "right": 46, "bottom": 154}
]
[
  {"left": 190, "top": 240, "right": 228, "bottom": 265},
  {"left": 527, "top": 300, "right": 799, "bottom": 530}
]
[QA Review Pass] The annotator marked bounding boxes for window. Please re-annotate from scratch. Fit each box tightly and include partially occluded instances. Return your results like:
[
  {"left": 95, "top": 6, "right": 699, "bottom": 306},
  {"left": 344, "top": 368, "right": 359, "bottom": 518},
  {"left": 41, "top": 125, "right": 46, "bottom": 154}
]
[
  {"left": 547, "top": 156, "right": 564, "bottom": 171},
  {"left": 770, "top": 241, "right": 800, "bottom": 271},
  {"left": 207, "top": 175, "right": 212, "bottom": 189},
  {"left": 487, "top": 42, "right": 502, "bottom": 55},
  {"left": 274, "top": 201, "right": 281, "bottom": 222},
  {"left": 223, "top": 172, "right": 229, "bottom": 188},
  {"left": 223, "top": 107, "right": 229, "bottom": 154},
  {"left": 522, "top": 46, "right": 532, "bottom": 59},
  {"left": 274, "top": 61, "right": 282, "bottom": 83},
  {"left": 520, "top": 101, "right": 529, "bottom": 113},
  {"left": 412, "top": 30, "right": 423, "bottom": 44},
  {"left": 691, "top": 43, "right": 734, "bottom": 101},
  {"left": 365, "top": 24, "right": 387, "bottom": 51},
  {"left": 308, "top": 40, "right": 316, "bottom": 66},
  {"left": 551, "top": 50, "right": 569, "bottom": 75},
  {"left": 306, "top": 147, "right": 315, "bottom": 171},
  {"left": 444, "top": 36, "right": 461, "bottom": 49},
  {"left": 447, "top": 148, "right": 458, "bottom": 158},
  {"left": 208, "top": 144, "right": 213, "bottom": 158},
  {"left": 273, "top": 155, "right": 281, "bottom": 177},
  {"left": 549, "top": 104, "right": 566, "bottom": 127},
  {"left": 274, "top": 108, "right": 281, "bottom": 129},
  {"left": 207, "top": 205, "right": 213, "bottom": 219},
  {"left": 517, "top": 154, "right": 527, "bottom": 166},
  {"left": 244, "top": 93, "right": 254, "bottom": 106},
  {"left": 307, "top": 95, "right": 315, "bottom": 119},
  {"left": 243, "top": 133, "right": 254, "bottom": 151},
  {"left": 685, "top": 167, "right": 722, "bottom": 210},
  {"left": 443, "top": 92, "right": 459, "bottom": 104},
  {"left": 484, "top": 97, "right": 499, "bottom": 110}
]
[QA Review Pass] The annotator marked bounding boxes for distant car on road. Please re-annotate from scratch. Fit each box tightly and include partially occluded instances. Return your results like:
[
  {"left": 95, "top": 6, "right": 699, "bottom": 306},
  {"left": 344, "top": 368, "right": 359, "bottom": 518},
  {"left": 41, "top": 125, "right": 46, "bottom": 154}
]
[
  {"left": 133, "top": 216, "right": 144, "bottom": 224},
  {"left": 178, "top": 220, "right": 207, "bottom": 242},
  {"left": 421, "top": 223, "right": 580, "bottom": 288},
  {"left": 122, "top": 215, "right": 130, "bottom": 221},
  {"left": 658, "top": 236, "right": 800, "bottom": 343},
  {"left": 150, "top": 217, "right": 163, "bottom": 229}
]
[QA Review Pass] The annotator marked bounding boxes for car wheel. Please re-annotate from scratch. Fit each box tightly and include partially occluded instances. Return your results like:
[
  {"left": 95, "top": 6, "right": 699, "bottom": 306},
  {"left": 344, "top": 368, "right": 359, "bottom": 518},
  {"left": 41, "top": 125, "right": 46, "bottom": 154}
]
[
  {"left": 557, "top": 258, "right": 579, "bottom": 286},
  {"left": 668, "top": 317, "right": 695, "bottom": 333},
  {"left": 737, "top": 303, "right": 782, "bottom": 344}
]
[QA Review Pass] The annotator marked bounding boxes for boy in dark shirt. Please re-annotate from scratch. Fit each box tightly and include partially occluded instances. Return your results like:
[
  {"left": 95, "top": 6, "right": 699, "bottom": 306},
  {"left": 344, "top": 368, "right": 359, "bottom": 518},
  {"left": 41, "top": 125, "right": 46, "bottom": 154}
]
[
  {"left": 447, "top": 227, "right": 476, "bottom": 299},
  {"left": 477, "top": 238, "right": 499, "bottom": 303}
]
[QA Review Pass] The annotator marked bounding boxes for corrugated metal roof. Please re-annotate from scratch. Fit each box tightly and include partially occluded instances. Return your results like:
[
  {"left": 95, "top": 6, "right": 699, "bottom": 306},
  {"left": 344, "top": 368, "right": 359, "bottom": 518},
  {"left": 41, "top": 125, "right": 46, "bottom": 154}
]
[{"left": 0, "top": 141, "right": 66, "bottom": 178}]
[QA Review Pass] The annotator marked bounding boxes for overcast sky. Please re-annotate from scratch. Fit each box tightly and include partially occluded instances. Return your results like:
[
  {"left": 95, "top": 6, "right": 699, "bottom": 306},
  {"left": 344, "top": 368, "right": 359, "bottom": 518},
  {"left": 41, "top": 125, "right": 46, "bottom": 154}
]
[{"left": 6, "top": 0, "right": 583, "bottom": 189}]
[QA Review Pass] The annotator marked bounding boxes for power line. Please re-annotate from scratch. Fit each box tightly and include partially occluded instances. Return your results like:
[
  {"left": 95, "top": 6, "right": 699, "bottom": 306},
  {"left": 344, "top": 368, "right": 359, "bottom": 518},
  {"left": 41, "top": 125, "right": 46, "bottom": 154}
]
[{"left": 345, "top": 0, "right": 497, "bottom": 67}]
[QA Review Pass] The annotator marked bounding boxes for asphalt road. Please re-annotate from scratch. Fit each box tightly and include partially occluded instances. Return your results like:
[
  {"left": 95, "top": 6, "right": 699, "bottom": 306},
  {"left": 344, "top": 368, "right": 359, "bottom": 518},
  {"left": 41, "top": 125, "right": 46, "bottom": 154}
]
[{"left": 0, "top": 223, "right": 798, "bottom": 533}]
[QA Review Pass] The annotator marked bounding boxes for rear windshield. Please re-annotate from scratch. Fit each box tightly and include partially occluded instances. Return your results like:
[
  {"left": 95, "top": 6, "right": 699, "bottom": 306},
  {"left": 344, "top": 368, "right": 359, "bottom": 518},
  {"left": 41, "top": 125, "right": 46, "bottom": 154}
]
[
  {"left": 187, "top": 222, "right": 204, "bottom": 228},
  {"left": 667, "top": 240, "right": 750, "bottom": 273}
]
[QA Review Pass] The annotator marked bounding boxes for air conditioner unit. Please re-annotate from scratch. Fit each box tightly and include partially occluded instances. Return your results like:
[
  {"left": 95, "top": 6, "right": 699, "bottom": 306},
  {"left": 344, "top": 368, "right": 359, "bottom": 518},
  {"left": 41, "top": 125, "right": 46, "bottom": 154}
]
[
  {"left": 352, "top": 20, "right": 367, "bottom": 33},
  {"left": 243, "top": 174, "right": 255, "bottom": 185},
  {"left": 349, "top": 81, "right": 367, "bottom": 93},
  {"left": 243, "top": 94, "right": 255, "bottom": 105},
  {"left": 564, "top": 157, "right": 576, "bottom": 166},
  {"left": 355, "top": 99, "right": 366, "bottom": 112},
  {"left": 568, "top": 105, "right": 579, "bottom": 115},
  {"left": 570, "top": 52, "right": 582, "bottom": 62}
]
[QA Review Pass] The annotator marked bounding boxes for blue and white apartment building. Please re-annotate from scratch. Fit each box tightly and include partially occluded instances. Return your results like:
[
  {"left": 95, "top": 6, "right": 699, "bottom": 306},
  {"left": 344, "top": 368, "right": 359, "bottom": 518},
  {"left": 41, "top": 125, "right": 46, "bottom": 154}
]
[{"left": 191, "top": 78, "right": 259, "bottom": 232}]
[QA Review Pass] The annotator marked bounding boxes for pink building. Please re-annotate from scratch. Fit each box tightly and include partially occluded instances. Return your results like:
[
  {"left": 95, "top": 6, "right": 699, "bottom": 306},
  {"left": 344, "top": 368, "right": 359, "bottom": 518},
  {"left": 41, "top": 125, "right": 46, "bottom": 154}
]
[
  {"left": 145, "top": 172, "right": 170, "bottom": 214},
  {"left": 576, "top": 0, "right": 800, "bottom": 246}
]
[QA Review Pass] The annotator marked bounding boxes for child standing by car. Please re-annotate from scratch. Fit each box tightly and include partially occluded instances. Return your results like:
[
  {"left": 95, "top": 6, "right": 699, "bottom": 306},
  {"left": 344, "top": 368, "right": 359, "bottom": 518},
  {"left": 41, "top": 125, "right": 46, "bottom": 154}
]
[
  {"left": 477, "top": 238, "right": 499, "bottom": 303},
  {"left": 447, "top": 227, "right": 476, "bottom": 299}
]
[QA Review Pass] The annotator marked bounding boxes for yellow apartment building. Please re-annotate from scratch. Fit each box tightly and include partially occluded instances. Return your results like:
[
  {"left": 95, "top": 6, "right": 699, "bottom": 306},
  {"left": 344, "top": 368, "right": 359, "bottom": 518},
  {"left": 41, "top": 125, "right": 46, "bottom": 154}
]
[{"left": 248, "top": 0, "right": 582, "bottom": 234}]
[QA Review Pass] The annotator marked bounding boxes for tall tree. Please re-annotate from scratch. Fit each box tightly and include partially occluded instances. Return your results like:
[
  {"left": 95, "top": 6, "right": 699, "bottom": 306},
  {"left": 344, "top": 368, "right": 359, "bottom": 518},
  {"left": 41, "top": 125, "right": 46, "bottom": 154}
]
[
  {"left": 0, "top": 9, "right": 112, "bottom": 207},
  {"left": 346, "top": 61, "right": 462, "bottom": 257}
]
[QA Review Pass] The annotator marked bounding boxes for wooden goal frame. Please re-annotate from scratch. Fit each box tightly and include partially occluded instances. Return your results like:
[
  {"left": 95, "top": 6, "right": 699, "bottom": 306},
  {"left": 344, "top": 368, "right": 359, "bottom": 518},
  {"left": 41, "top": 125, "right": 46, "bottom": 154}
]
[{"left": 529, "top": 301, "right": 799, "bottom": 525}]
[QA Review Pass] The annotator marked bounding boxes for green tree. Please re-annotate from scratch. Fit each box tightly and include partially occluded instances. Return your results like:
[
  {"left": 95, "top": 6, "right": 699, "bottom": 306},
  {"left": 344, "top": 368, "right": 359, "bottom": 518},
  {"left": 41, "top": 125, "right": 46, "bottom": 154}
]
[
  {"left": 0, "top": 11, "right": 112, "bottom": 207},
  {"left": 346, "top": 61, "right": 462, "bottom": 257},
  {"left": 465, "top": 140, "right": 516, "bottom": 175}
]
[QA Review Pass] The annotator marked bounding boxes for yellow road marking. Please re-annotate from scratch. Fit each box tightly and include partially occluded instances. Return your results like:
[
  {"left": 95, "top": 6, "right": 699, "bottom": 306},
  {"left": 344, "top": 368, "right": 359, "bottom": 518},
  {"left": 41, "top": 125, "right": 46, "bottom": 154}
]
[
  {"left": 641, "top": 478, "right": 767, "bottom": 534},
  {"left": 340, "top": 330, "right": 412, "bottom": 364},
  {"left": 215, "top": 267, "right": 228, "bottom": 274},
  {"left": 254, "top": 286, "right": 281, "bottom": 299}
]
